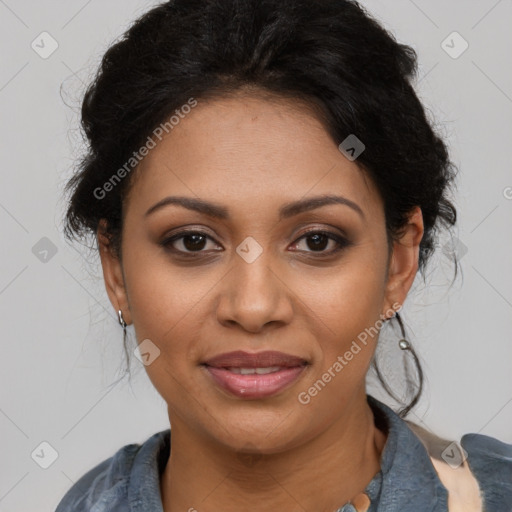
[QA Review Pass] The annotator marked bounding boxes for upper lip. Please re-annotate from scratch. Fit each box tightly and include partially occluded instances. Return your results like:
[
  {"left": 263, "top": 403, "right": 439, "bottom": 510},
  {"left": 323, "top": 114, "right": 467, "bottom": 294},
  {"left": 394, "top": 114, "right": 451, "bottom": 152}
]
[{"left": 202, "top": 350, "right": 308, "bottom": 368}]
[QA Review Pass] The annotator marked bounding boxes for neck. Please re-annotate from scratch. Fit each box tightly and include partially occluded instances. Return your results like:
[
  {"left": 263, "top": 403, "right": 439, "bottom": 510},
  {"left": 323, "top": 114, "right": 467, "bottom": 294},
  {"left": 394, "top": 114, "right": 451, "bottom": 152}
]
[{"left": 161, "top": 392, "right": 387, "bottom": 512}]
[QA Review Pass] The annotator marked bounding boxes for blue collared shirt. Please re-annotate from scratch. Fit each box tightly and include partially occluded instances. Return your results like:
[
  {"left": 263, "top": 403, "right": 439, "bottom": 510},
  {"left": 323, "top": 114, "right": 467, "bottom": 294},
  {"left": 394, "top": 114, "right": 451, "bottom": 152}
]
[{"left": 55, "top": 394, "right": 512, "bottom": 511}]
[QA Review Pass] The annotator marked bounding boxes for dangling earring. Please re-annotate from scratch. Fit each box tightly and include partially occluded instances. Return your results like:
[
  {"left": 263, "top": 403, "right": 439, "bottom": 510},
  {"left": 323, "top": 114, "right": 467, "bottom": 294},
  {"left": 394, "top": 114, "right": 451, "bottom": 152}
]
[
  {"left": 383, "top": 310, "right": 411, "bottom": 350},
  {"left": 118, "top": 309, "right": 127, "bottom": 332},
  {"left": 118, "top": 309, "right": 128, "bottom": 349},
  {"left": 378, "top": 310, "right": 423, "bottom": 417},
  {"left": 394, "top": 312, "right": 411, "bottom": 351},
  {"left": 118, "top": 309, "right": 130, "bottom": 372}
]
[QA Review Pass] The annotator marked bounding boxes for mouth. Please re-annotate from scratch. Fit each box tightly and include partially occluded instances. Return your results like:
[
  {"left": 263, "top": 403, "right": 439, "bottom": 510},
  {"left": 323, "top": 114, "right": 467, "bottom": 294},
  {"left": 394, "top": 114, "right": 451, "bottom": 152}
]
[{"left": 201, "top": 350, "right": 309, "bottom": 399}]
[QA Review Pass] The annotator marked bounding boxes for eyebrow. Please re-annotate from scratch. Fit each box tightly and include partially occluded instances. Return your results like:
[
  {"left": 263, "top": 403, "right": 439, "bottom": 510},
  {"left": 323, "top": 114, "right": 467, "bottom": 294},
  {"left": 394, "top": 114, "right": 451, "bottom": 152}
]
[{"left": 145, "top": 194, "right": 365, "bottom": 220}]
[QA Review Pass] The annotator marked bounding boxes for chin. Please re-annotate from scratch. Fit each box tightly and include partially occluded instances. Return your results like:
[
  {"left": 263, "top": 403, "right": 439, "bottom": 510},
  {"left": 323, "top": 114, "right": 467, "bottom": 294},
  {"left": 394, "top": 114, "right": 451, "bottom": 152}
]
[{"left": 202, "top": 405, "right": 307, "bottom": 454}]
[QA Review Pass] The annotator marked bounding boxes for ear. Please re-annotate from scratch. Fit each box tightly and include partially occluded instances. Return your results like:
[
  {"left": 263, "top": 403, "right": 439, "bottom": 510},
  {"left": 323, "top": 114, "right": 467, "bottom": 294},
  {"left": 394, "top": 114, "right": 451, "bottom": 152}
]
[
  {"left": 381, "top": 206, "right": 424, "bottom": 318},
  {"left": 97, "top": 219, "right": 132, "bottom": 325}
]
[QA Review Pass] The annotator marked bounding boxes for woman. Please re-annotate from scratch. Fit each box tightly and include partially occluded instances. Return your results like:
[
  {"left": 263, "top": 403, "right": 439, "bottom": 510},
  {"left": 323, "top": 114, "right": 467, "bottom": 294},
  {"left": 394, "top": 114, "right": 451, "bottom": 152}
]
[{"left": 56, "top": 0, "right": 512, "bottom": 510}]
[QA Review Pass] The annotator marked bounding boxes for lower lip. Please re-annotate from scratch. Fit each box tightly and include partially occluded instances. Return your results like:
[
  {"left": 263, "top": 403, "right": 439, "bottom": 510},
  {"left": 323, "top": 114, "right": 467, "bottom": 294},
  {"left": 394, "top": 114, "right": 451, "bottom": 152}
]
[{"left": 204, "top": 365, "right": 306, "bottom": 399}]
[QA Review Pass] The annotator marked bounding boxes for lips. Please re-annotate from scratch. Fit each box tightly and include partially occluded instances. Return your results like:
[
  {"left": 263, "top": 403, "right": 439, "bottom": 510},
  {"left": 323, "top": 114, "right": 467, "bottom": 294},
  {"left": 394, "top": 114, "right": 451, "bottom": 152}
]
[
  {"left": 203, "top": 350, "right": 308, "bottom": 368},
  {"left": 202, "top": 350, "right": 308, "bottom": 399}
]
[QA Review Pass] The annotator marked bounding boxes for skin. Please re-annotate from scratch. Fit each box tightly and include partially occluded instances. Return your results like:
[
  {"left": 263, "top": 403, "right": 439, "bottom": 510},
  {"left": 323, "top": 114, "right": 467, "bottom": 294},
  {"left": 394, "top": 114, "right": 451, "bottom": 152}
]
[{"left": 98, "top": 90, "right": 424, "bottom": 512}]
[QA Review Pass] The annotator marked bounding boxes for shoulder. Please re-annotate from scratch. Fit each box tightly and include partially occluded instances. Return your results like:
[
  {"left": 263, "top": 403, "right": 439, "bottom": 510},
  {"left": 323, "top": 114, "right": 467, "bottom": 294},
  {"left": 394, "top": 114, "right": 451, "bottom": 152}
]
[
  {"left": 406, "top": 420, "right": 512, "bottom": 511},
  {"left": 460, "top": 432, "right": 512, "bottom": 510},
  {"left": 54, "top": 443, "right": 140, "bottom": 512},
  {"left": 55, "top": 430, "right": 169, "bottom": 512}
]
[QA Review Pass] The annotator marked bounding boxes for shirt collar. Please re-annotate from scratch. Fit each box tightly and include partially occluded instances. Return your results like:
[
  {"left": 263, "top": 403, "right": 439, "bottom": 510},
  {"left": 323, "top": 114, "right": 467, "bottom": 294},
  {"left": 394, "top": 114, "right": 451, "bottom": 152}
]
[
  {"left": 364, "top": 394, "right": 448, "bottom": 511},
  {"left": 126, "top": 394, "right": 449, "bottom": 511}
]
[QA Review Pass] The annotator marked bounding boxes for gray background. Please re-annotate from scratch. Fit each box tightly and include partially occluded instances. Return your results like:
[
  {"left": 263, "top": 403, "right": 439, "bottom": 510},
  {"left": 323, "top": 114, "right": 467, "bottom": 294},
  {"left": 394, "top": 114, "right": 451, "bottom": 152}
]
[{"left": 0, "top": 0, "right": 511, "bottom": 510}]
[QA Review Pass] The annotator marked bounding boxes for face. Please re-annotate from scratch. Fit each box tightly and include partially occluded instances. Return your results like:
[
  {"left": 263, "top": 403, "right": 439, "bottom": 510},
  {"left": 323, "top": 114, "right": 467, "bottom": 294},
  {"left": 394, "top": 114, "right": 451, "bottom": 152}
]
[{"left": 99, "top": 92, "right": 423, "bottom": 454}]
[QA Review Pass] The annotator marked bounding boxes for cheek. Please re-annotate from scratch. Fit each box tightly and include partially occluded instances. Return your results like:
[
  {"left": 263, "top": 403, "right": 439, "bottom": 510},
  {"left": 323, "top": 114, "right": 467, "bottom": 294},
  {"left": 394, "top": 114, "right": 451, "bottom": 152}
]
[
  {"left": 122, "top": 226, "right": 387, "bottom": 381},
  {"left": 292, "top": 273, "right": 385, "bottom": 420},
  {"left": 122, "top": 253, "right": 214, "bottom": 405},
  {"left": 122, "top": 245, "right": 211, "bottom": 342},
  {"left": 301, "top": 253, "right": 386, "bottom": 332},
  {"left": 297, "top": 255, "right": 386, "bottom": 378}
]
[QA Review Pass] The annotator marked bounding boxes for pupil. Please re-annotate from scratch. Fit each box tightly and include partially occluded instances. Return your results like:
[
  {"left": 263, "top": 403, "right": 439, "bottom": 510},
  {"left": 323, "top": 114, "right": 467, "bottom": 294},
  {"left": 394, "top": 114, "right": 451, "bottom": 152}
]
[
  {"left": 184, "top": 234, "right": 206, "bottom": 251},
  {"left": 181, "top": 233, "right": 329, "bottom": 252},
  {"left": 307, "top": 233, "right": 327, "bottom": 251}
]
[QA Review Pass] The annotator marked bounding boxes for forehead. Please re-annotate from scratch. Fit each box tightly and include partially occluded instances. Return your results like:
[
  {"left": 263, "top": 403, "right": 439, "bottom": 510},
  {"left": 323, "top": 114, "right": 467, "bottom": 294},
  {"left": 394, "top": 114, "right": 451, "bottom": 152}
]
[{"left": 124, "top": 93, "right": 383, "bottom": 221}]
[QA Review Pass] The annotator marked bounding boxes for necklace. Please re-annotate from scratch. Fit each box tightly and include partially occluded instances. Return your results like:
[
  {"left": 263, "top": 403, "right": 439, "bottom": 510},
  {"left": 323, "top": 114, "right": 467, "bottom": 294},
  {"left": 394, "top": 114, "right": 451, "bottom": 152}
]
[
  {"left": 339, "top": 422, "right": 387, "bottom": 511},
  {"left": 345, "top": 492, "right": 371, "bottom": 511}
]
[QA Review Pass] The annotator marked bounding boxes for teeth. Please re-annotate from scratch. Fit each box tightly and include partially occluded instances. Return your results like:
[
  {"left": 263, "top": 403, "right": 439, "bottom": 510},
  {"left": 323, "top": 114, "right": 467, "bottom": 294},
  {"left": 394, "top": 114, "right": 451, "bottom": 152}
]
[
  {"left": 228, "top": 366, "right": 282, "bottom": 375},
  {"left": 255, "top": 366, "right": 282, "bottom": 374}
]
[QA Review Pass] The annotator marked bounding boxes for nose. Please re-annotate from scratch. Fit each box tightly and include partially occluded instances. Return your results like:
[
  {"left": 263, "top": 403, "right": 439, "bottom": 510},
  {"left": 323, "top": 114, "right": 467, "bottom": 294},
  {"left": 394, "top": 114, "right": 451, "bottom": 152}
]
[{"left": 215, "top": 248, "right": 294, "bottom": 334}]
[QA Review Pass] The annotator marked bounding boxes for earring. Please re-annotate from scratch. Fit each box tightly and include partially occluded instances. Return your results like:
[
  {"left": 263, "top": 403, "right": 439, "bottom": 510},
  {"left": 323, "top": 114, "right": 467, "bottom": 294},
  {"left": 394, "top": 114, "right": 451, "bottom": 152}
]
[
  {"left": 377, "top": 310, "right": 423, "bottom": 417},
  {"left": 384, "top": 311, "right": 411, "bottom": 350},
  {"left": 118, "top": 309, "right": 127, "bottom": 348},
  {"left": 117, "top": 310, "right": 131, "bottom": 373},
  {"left": 394, "top": 312, "right": 411, "bottom": 351},
  {"left": 118, "top": 309, "right": 127, "bottom": 330}
]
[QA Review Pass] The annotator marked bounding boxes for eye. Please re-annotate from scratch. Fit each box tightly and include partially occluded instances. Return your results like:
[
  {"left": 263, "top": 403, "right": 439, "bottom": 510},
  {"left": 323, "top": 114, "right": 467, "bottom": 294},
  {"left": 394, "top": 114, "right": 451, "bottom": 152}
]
[
  {"left": 160, "top": 228, "right": 351, "bottom": 257},
  {"left": 290, "top": 229, "right": 351, "bottom": 255},
  {"left": 160, "top": 230, "right": 221, "bottom": 254}
]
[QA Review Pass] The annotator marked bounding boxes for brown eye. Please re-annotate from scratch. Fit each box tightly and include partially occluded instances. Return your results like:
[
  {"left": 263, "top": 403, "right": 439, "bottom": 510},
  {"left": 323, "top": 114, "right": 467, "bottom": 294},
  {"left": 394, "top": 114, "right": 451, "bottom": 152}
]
[
  {"left": 161, "top": 230, "right": 221, "bottom": 254},
  {"left": 290, "top": 230, "right": 351, "bottom": 255}
]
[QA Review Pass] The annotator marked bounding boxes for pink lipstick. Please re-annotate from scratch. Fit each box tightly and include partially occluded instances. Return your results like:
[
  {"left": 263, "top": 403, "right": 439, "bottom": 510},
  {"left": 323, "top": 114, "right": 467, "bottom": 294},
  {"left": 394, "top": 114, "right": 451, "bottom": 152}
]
[{"left": 202, "top": 350, "right": 308, "bottom": 399}]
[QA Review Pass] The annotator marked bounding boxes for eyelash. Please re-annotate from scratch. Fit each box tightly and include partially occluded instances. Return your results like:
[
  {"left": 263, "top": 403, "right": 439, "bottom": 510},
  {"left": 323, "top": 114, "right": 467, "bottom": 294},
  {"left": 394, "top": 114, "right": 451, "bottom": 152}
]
[{"left": 160, "top": 228, "right": 351, "bottom": 258}]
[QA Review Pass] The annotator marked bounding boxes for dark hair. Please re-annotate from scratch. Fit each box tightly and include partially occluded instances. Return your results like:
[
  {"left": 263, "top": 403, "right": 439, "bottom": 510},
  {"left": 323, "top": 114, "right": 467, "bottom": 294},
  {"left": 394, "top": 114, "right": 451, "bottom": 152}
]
[{"left": 63, "top": 0, "right": 459, "bottom": 417}]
